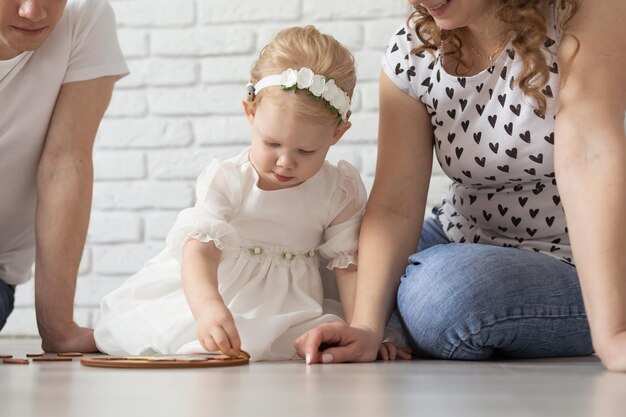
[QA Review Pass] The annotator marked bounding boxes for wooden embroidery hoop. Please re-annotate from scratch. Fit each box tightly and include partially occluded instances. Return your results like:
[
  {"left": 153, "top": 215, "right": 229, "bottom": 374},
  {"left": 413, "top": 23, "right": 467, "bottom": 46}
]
[{"left": 81, "top": 352, "right": 250, "bottom": 369}]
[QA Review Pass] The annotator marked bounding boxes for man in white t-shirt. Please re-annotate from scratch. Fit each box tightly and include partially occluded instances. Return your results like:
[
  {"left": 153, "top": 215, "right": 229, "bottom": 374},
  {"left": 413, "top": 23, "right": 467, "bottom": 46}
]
[{"left": 0, "top": 0, "right": 128, "bottom": 352}]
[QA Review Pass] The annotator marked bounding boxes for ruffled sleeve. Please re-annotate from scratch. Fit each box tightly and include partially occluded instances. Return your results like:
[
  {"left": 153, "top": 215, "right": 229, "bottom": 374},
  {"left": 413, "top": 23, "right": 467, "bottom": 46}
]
[
  {"left": 165, "top": 159, "right": 242, "bottom": 262},
  {"left": 318, "top": 161, "right": 367, "bottom": 270}
]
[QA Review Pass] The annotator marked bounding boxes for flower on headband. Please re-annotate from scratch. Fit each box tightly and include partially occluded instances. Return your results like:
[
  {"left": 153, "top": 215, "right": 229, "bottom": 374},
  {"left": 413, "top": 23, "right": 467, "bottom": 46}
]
[
  {"left": 309, "top": 75, "right": 326, "bottom": 97},
  {"left": 279, "top": 69, "right": 298, "bottom": 89},
  {"left": 322, "top": 80, "right": 350, "bottom": 120},
  {"left": 333, "top": 92, "right": 351, "bottom": 117},
  {"left": 296, "top": 68, "right": 314, "bottom": 89},
  {"left": 322, "top": 79, "right": 340, "bottom": 104},
  {"left": 273, "top": 67, "right": 351, "bottom": 121}
]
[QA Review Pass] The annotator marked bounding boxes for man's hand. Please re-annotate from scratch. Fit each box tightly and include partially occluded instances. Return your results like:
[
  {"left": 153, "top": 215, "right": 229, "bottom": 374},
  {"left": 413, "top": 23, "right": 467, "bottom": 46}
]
[
  {"left": 294, "top": 322, "right": 383, "bottom": 364},
  {"left": 40, "top": 322, "right": 98, "bottom": 353}
]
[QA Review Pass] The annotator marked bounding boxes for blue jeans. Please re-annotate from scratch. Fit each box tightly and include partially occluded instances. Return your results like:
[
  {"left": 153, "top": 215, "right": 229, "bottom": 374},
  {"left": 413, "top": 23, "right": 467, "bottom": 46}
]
[
  {"left": 0, "top": 280, "right": 16, "bottom": 331},
  {"left": 396, "top": 214, "right": 593, "bottom": 360}
]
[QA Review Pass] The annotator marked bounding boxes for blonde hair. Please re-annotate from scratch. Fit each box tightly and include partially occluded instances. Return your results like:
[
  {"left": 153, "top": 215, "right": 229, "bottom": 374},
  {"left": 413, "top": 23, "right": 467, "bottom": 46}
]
[
  {"left": 247, "top": 26, "right": 356, "bottom": 124},
  {"left": 409, "top": 0, "right": 578, "bottom": 117}
]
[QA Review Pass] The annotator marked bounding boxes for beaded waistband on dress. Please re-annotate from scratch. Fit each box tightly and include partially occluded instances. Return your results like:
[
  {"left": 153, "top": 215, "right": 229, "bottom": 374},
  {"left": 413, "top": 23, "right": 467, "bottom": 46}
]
[{"left": 227, "top": 242, "right": 318, "bottom": 262}]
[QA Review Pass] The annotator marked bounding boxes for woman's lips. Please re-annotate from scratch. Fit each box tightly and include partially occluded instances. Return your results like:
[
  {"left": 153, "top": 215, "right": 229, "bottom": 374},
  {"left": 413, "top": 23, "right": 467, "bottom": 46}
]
[{"left": 423, "top": 0, "right": 450, "bottom": 17}]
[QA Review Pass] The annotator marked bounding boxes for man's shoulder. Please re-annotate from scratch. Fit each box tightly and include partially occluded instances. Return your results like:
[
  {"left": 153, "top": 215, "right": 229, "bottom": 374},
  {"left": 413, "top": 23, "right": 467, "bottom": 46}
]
[
  {"left": 63, "top": 0, "right": 113, "bottom": 23},
  {"left": 65, "top": 0, "right": 109, "bottom": 13}
]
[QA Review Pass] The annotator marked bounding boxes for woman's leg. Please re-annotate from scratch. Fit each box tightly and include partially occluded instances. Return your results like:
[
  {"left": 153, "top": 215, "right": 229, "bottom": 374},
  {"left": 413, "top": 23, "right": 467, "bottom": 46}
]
[
  {"left": 397, "top": 223, "right": 593, "bottom": 360},
  {"left": 0, "top": 281, "right": 16, "bottom": 331}
]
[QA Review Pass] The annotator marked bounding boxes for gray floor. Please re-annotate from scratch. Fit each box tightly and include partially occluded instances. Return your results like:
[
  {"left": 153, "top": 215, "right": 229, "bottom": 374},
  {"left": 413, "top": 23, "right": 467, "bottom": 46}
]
[{"left": 2, "top": 338, "right": 626, "bottom": 417}]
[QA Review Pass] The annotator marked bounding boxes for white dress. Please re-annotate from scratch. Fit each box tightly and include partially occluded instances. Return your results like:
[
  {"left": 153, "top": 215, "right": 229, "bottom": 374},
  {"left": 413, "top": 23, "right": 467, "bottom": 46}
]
[{"left": 94, "top": 148, "right": 367, "bottom": 361}]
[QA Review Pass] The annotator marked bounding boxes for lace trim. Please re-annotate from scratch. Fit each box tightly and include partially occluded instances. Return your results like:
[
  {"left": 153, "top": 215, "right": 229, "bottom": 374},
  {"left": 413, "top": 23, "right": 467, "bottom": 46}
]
[
  {"left": 186, "top": 232, "right": 226, "bottom": 251},
  {"left": 326, "top": 254, "right": 357, "bottom": 270}
]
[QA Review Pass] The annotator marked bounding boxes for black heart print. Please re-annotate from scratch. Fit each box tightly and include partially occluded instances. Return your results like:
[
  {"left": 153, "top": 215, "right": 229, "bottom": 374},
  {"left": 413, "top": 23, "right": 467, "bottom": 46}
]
[{"left": 505, "top": 148, "right": 518, "bottom": 159}]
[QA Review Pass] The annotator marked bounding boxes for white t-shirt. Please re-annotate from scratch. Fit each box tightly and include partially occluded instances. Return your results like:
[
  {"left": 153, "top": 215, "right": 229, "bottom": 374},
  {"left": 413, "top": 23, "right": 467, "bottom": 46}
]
[
  {"left": 382, "top": 6, "right": 573, "bottom": 264},
  {"left": 0, "top": 0, "right": 128, "bottom": 285}
]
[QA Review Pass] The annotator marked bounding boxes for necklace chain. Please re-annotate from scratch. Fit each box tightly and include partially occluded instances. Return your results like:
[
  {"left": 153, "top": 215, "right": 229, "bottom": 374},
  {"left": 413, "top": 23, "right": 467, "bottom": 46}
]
[{"left": 466, "top": 34, "right": 509, "bottom": 69}]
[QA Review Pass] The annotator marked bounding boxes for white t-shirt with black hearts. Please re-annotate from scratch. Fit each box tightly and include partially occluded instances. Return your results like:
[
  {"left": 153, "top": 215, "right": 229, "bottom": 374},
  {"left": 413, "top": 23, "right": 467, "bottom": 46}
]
[{"left": 382, "top": 10, "right": 574, "bottom": 265}]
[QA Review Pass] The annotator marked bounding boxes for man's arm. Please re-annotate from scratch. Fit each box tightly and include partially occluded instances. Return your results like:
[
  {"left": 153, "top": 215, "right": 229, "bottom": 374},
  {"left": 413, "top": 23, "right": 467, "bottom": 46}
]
[{"left": 35, "top": 76, "right": 116, "bottom": 353}]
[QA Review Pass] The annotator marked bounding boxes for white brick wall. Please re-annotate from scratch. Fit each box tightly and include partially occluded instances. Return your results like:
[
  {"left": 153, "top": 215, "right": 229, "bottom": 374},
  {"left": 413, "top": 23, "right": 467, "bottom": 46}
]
[{"left": 3, "top": 0, "right": 450, "bottom": 336}]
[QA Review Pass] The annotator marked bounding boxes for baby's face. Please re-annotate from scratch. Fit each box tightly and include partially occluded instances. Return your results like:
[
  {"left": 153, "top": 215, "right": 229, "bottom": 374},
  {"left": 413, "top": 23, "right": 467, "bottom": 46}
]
[{"left": 247, "top": 96, "right": 344, "bottom": 191}]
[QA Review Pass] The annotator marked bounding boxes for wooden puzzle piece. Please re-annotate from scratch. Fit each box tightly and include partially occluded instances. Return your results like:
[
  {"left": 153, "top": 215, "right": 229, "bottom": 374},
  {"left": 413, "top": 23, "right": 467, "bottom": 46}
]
[
  {"left": 3, "top": 358, "right": 29, "bottom": 365},
  {"left": 32, "top": 356, "right": 73, "bottom": 362},
  {"left": 80, "top": 351, "right": 250, "bottom": 369}
]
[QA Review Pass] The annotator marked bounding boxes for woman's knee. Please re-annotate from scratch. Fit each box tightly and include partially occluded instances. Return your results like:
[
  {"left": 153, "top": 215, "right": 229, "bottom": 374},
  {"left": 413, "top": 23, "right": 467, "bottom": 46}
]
[
  {"left": 397, "top": 244, "right": 495, "bottom": 358},
  {"left": 397, "top": 243, "right": 590, "bottom": 359}
]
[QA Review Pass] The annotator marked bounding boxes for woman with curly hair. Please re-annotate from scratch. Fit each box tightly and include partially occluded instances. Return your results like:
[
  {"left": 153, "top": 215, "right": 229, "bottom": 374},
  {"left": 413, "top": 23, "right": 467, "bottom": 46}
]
[{"left": 296, "top": 0, "right": 626, "bottom": 370}]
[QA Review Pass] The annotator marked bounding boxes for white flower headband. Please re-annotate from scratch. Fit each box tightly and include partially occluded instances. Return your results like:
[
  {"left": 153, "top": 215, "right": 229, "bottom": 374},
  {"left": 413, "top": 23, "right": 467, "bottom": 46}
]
[{"left": 247, "top": 67, "right": 351, "bottom": 122}]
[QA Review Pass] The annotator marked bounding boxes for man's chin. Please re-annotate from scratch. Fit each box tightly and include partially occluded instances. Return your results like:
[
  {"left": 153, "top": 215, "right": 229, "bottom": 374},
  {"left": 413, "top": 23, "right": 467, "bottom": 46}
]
[
  {"left": 16, "top": 38, "right": 48, "bottom": 51},
  {"left": 8, "top": 29, "right": 51, "bottom": 50},
  {"left": 1, "top": 41, "right": 34, "bottom": 56}
]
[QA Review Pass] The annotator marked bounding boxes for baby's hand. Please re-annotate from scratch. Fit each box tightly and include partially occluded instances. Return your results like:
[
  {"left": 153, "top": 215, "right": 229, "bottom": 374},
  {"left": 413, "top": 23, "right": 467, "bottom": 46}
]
[
  {"left": 378, "top": 342, "right": 412, "bottom": 361},
  {"left": 196, "top": 300, "right": 241, "bottom": 357},
  {"left": 378, "top": 325, "right": 412, "bottom": 361}
]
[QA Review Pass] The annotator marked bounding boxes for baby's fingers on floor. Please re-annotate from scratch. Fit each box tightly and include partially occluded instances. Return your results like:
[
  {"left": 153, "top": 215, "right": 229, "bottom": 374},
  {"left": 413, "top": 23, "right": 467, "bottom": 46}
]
[
  {"left": 387, "top": 343, "right": 398, "bottom": 361},
  {"left": 397, "top": 348, "right": 413, "bottom": 360},
  {"left": 378, "top": 344, "right": 390, "bottom": 361}
]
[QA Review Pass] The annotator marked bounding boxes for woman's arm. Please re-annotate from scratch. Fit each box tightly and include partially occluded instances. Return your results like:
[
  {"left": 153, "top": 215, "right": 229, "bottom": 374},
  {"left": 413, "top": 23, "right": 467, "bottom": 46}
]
[
  {"left": 181, "top": 239, "right": 241, "bottom": 355},
  {"left": 295, "top": 71, "right": 434, "bottom": 363},
  {"left": 554, "top": 0, "right": 626, "bottom": 371},
  {"left": 350, "top": 70, "right": 434, "bottom": 350}
]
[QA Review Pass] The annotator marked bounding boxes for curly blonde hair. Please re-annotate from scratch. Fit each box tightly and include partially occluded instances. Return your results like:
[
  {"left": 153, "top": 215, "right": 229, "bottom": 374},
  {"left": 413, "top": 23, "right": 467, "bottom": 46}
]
[
  {"left": 247, "top": 26, "right": 356, "bottom": 124},
  {"left": 409, "top": 0, "right": 578, "bottom": 116}
]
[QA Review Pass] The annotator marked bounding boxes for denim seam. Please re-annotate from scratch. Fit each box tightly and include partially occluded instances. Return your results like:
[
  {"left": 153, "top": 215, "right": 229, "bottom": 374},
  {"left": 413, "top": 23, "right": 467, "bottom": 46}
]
[{"left": 447, "top": 312, "right": 589, "bottom": 359}]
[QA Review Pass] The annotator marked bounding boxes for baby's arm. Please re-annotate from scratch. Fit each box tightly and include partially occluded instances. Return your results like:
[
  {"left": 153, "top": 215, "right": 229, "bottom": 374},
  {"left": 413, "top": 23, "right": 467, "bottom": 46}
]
[
  {"left": 333, "top": 265, "right": 357, "bottom": 323},
  {"left": 181, "top": 239, "right": 241, "bottom": 356}
]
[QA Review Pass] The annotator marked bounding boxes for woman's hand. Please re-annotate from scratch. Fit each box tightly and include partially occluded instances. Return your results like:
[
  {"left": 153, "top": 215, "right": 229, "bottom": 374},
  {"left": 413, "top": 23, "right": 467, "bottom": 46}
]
[
  {"left": 195, "top": 300, "right": 241, "bottom": 357},
  {"left": 595, "top": 331, "right": 626, "bottom": 372},
  {"left": 294, "top": 322, "right": 383, "bottom": 364}
]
